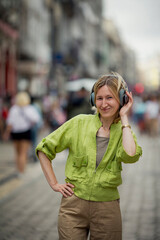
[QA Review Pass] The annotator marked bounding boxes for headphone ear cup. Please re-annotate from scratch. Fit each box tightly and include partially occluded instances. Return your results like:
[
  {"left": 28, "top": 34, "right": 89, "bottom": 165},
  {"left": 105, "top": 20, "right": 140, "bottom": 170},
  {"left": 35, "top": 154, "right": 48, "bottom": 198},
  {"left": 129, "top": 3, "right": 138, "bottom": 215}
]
[
  {"left": 119, "top": 89, "right": 129, "bottom": 107},
  {"left": 89, "top": 92, "right": 95, "bottom": 107},
  {"left": 119, "top": 89, "right": 125, "bottom": 107}
]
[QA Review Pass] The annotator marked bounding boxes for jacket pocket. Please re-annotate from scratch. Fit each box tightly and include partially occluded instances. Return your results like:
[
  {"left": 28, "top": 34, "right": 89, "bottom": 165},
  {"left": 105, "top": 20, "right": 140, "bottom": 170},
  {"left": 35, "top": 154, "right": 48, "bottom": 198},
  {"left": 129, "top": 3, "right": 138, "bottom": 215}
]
[
  {"left": 73, "top": 155, "right": 88, "bottom": 168},
  {"left": 102, "top": 170, "right": 122, "bottom": 187},
  {"left": 99, "top": 161, "right": 122, "bottom": 188},
  {"left": 66, "top": 155, "right": 88, "bottom": 182}
]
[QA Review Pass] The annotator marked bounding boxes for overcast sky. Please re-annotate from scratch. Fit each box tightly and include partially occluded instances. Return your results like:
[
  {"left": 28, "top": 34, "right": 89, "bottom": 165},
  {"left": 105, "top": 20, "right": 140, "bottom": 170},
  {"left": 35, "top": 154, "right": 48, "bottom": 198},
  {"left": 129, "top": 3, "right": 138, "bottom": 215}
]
[{"left": 103, "top": 0, "right": 160, "bottom": 63}]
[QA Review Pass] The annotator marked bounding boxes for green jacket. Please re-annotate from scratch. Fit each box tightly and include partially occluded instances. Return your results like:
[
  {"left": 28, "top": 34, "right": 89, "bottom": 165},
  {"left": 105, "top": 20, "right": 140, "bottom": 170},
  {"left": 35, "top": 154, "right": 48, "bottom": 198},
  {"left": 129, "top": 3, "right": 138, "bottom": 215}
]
[{"left": 36, "top": 114, "right": 142, "bottom": 201}]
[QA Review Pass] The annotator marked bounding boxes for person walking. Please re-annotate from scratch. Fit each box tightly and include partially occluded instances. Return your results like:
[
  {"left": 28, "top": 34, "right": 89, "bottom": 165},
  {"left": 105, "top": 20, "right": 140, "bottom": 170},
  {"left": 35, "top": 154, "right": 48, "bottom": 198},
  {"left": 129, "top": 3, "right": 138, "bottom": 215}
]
[
  {"left": 36, "top": 72, "right": 142, "bottom": 240},
  {"left": 4, "top": 92, "right": 40, "bottom": 176},
  {"left": 145, "top": 94, "right": 159, "bottom": 137}
]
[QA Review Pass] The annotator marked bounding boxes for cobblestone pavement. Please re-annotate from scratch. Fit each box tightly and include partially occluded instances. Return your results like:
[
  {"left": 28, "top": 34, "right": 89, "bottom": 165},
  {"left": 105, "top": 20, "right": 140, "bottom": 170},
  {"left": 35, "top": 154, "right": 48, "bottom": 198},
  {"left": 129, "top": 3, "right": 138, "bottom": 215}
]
[
  {"left": 119, "top": 133, "right": 160, "bottom": 240},
  {"left": 0, "top": 127, "right": 160, "bottom": 240}
]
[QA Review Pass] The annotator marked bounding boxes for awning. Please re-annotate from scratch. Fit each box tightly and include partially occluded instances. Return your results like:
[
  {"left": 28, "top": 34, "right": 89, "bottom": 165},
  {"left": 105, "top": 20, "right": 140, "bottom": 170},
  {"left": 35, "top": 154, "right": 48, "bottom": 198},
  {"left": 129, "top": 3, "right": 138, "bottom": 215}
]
[{"left": 66, "top": 78, "right": 97, "bottom": 92}]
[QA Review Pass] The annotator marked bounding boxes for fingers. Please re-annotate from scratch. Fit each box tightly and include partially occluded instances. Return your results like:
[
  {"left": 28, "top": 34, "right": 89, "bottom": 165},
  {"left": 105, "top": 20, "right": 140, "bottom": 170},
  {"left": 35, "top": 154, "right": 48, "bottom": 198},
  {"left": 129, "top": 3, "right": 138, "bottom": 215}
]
[
  {"left": 52, "top": 182, "right": 74, "bottom": 197},
  {"left": 120, "top": 92, "right": 133, "bottom": 118},
  {"left": 60, "top": 184, "right": 74, "bottom": 198},
  {"left": 66, "top": 182, "right": 74, "bottom": 188},
  {"left": 126, "top": 91, "right": 132, "bottom": 100},
  {"left": 61, "top": 188, "right": 72, "bottom": 197},
  {"left": 125, "top": 91, "right": 133, "bottom": 106}
]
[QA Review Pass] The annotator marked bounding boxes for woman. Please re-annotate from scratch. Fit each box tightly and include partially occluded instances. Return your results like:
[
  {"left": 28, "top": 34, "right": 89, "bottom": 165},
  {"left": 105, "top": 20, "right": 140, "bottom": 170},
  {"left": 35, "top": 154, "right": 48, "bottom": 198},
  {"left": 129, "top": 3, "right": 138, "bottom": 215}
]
[
  {"left": 36, "top": 73, "right": 142, "bottom": 240},
  {"left": 4, "top": 92, "right": 40, "bottom": 175}
]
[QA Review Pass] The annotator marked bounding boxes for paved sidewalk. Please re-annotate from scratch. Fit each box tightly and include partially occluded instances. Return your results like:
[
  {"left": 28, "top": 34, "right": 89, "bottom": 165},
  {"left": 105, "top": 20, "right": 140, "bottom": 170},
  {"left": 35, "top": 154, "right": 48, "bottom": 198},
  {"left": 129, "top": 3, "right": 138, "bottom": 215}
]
[
  {"left": 0, "top": 127, "right": 160, "bottom": 240},
  {"left": 119, "top": 133, "right": 160, "bottom": 240},
  {"left": 0, "top": 128, "right": 50, "bottom": 201},
  {"left": 0, "top": 149, "right": 67, "bottom": 240}
]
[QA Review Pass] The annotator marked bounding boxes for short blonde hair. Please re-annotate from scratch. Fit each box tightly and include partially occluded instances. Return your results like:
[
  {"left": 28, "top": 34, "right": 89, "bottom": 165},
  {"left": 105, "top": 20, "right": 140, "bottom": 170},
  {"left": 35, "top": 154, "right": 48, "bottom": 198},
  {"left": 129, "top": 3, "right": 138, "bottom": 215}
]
[
  {"left": 15, "top": 92, "right": 31, "bottom": 107},
  {"left": 94, "top": 72, "right": 127, "bottom": 123}
]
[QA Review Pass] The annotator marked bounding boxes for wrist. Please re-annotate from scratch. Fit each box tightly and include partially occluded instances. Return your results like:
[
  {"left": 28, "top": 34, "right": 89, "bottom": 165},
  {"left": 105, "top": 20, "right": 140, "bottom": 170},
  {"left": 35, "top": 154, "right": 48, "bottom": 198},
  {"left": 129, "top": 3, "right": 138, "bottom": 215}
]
[
  {"left": 52, "top": 181, "right": 58, "bottom": 186},
  {"left": 120, "top": 115, "right": 129, "bottom": 125},
  {"left": 50, "top": 180, "right": 58, "bottom": 188},
  {"left": 122, "top": 124, "right": 131, "bottom": 130}
]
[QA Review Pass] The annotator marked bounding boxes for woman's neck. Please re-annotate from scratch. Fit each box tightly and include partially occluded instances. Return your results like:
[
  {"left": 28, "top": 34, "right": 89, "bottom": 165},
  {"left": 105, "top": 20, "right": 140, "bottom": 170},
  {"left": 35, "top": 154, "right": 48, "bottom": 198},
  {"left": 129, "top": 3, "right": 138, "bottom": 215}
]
[
  {"left": 96, "top": 116, "right": 114, "bottom": 138},
  {"left": 100, "top": 116, "right": 114, "bottom": 130}
]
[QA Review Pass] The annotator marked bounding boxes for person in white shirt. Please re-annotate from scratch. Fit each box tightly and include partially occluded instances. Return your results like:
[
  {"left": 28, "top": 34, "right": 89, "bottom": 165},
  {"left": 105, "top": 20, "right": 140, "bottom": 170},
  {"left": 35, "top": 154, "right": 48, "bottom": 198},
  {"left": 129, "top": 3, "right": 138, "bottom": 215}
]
[{"left": 4, "top": 92, "right": 40, "bottom": 175}]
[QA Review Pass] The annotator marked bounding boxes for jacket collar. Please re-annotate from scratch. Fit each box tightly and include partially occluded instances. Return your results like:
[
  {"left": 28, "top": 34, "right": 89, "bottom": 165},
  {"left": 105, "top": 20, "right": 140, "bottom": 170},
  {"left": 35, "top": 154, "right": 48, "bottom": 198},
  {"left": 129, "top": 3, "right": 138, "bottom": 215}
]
[
  {"left": 94, "top": 113, "right": 121, "bottom": 132},
  {"left": 94, "top": 113, "right": 102, "bottom": 129}
]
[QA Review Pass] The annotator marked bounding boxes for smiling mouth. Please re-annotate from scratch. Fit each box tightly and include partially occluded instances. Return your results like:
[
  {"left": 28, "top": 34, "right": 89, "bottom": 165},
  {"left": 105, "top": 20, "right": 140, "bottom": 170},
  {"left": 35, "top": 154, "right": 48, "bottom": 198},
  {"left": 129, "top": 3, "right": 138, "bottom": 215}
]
[{"left": 101, "top": 108, "right": 110, "bottom": 111}]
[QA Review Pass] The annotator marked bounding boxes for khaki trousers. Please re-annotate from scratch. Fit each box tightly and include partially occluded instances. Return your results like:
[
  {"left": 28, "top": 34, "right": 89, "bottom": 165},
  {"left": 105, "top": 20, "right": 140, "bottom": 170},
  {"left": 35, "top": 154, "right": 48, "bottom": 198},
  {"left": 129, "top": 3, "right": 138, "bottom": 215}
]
[{"left": 58, "top": 194, "right": 122, "bottom": 240}]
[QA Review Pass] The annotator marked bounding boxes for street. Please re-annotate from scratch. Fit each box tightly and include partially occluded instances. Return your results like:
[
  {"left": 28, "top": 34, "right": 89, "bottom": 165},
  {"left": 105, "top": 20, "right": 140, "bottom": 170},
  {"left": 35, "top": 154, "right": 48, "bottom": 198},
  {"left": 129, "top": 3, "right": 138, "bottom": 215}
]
[
  {"left": 1, "top": 1, "right": 160, "bottom": 239},
  {"left": 0, "top": 126, "right": 160, "bottom": 240}
]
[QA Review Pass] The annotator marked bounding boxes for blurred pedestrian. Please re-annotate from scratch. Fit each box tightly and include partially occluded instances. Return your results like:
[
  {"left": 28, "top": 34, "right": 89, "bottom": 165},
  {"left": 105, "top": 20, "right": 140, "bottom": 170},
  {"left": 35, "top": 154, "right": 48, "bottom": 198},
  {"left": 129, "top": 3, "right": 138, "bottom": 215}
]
[
  {"left": 36, "top": 73, "right": 142, "bottom": 240},
  {"left": 3, "top": 92, "right": 40, "bottom": 176},
  {"left": 30, "top": 98, "right": 44, "bottom": 162},
  {"left": 145, "top": 94, "right": 159, "bottom": 137},
  {"left": 132, "top": 95, "right": 147, "bottom": 133},
  {"left": 49, "top": 98, "right": 67, "bottom": 131},
  {"left": 0, "top": 100, "right": 9, "bottom": 139},
  {"left": 67, "top": 87, "right": 93, "bottom": 119}
]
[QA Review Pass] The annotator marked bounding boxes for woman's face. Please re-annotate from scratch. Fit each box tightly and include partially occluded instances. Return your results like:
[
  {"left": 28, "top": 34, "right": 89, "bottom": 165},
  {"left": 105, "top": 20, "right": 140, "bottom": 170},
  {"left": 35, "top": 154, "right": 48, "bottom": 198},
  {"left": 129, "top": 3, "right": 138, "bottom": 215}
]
[{"left": 95, "top": 85, "right": 120, "bottom": 120}]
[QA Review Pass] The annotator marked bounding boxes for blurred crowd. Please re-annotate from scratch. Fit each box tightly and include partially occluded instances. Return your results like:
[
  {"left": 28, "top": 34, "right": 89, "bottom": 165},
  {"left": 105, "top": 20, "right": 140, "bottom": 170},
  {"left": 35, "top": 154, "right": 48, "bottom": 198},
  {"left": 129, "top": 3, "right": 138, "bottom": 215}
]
[
  {"left": 132, "top": 92, "right": 160, "bottom": 137},
  {"left": 0, "top": 88, "right": 92, "bottom": 176},
  {"left": 0, "top": 89, "right": 160, "bottom": 177},
  {"left": 1, "top": 90, "right": 160, "bottom": 142},
  {"left": 0, "top": 88, "right": 93, "bottom": 138}
]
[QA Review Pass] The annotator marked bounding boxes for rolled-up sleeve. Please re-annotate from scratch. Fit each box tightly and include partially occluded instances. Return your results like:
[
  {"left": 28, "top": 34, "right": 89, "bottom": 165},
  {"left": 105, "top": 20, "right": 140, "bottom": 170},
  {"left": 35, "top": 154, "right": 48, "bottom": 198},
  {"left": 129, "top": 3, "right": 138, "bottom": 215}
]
[
  {"left": 36, "top": 138, "right": 56, "bottom": 161},
  {"left": 35, "top": 117, "right": 76, "bottom": 161}
]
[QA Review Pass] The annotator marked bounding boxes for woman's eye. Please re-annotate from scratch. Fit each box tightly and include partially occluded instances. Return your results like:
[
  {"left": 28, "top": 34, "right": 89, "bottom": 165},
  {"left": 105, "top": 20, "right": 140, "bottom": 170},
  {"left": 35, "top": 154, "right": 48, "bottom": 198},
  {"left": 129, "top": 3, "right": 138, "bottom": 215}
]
[{"left": 97, "top": 97, "right": 102, "bottom": 100}]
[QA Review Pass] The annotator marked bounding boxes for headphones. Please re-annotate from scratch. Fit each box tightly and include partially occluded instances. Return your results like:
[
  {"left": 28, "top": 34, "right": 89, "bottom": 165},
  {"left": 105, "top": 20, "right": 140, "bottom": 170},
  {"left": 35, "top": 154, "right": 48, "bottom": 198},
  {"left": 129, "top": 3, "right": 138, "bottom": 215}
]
[{"left": 89, "top": 75, "right": 129, "bottom": 108}]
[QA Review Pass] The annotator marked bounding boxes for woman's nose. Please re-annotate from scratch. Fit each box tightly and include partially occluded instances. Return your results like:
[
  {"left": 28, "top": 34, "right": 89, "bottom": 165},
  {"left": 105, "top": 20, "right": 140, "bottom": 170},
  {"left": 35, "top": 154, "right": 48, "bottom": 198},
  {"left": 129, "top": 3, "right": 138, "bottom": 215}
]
[{"left": 102, "top": 99, "right": 107, "bottom": 107}]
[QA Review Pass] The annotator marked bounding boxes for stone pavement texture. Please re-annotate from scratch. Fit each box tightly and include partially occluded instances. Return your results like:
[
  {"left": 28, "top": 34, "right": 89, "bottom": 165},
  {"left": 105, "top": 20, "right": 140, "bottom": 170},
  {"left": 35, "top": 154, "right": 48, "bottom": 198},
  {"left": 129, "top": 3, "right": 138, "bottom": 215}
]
[{"left": 0, "top": 127, "right": 160, "bottom": 240}]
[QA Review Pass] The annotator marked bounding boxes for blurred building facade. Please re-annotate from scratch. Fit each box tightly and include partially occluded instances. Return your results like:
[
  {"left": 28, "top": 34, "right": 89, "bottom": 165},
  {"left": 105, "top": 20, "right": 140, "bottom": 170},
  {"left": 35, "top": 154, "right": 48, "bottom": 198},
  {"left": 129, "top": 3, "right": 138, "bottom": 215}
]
[
  {"left": 102, "top": 19, "right": 137, "bottom": 86},
  {"left": 17, "top": 0, "right": 51, "bottom": 97},
  {"left": 0, "top": 0, "right": 20, "bottom": 98},
  {"left": 0, "top": 0, "right": 139, "bottom": 99},
  {"left": 0, "top": 0, "right": 51, "bottom": 99},
  {"left": 46, "top": 0, "right": 138, "bottom": 95},
  {"left": 46, "top": 0, "right": 106, "bottom": 95}
]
